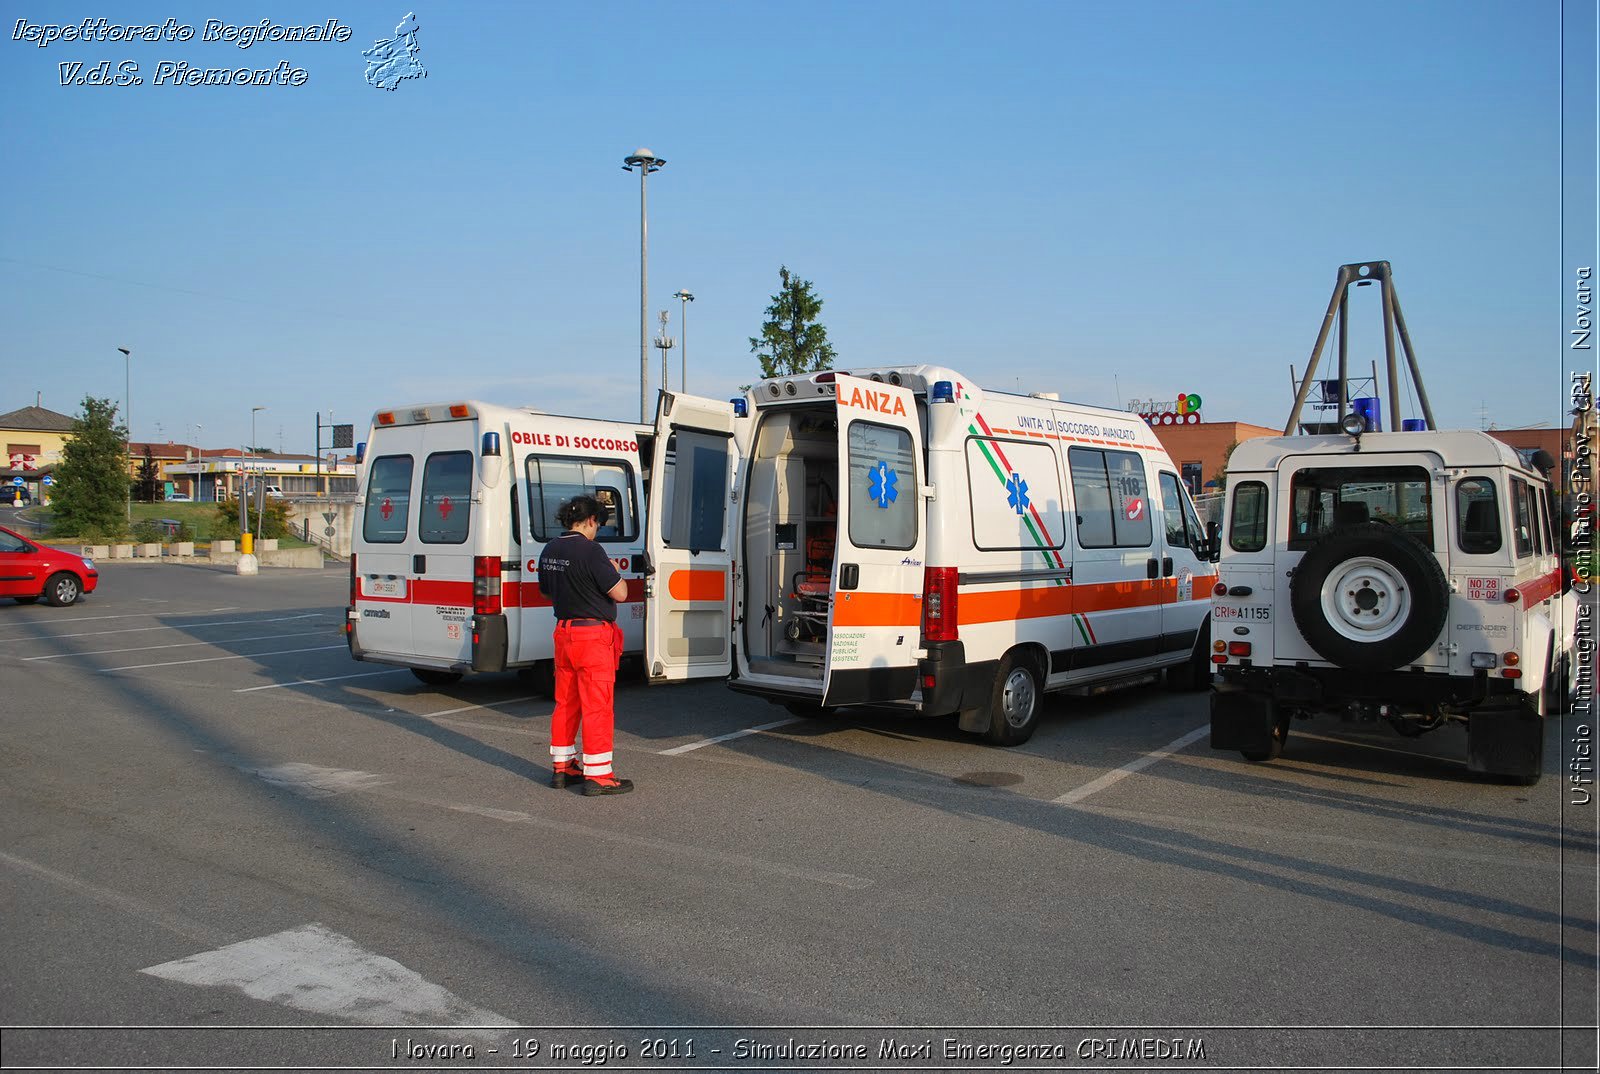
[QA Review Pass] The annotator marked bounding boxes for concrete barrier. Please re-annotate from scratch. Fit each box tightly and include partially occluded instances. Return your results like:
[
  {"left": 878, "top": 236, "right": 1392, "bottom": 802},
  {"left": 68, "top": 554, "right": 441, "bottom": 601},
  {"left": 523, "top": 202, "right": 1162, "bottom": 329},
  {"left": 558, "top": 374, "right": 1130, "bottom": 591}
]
[
  {"left": 81, "top": 545, "right": 109, "bottom": 559},
  {"left": 257, "top": 538, "right": 279, "bottom": 552},
  {"left": 110, "top": 544, "right": 134, "bottom": 559},
  {"left": 169, "top": 542, "right": 195, "bottom": 557},
  {"left": 135, "top": 543, "right": 162, "bottom": 558},
  {"left": 209, "top": 540, "right": 235, "bottom": 558}
]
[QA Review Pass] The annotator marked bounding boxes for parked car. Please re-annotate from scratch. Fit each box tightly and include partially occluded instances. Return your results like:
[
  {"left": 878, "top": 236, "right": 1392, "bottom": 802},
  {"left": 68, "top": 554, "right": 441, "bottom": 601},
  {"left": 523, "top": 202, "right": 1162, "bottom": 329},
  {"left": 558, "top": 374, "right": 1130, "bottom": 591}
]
[
  {"left": 4, "top": 486, "right": 33, "bottom": 506},
  {"left": 0, "top": 525, "right": 98, "bottom": 606}
]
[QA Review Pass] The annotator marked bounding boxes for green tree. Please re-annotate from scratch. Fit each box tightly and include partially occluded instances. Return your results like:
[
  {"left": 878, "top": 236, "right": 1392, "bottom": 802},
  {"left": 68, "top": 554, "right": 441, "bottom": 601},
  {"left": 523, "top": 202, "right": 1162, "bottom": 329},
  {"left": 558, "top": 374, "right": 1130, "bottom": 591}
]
[
  {"left": 216, "top": 497, "right": 291, "bottom": 540},
  {"left": 135, "top": 446, "right": 161, "bottom": 503},
  {"left": 1211, "top": 439, "right": 1241, "bottom": 493},
  {"left": 50, "top": 396, "right": 130, "bottom": 539},
  {"left": 749, "top": 265, "right": 837, "bottom": 378}
]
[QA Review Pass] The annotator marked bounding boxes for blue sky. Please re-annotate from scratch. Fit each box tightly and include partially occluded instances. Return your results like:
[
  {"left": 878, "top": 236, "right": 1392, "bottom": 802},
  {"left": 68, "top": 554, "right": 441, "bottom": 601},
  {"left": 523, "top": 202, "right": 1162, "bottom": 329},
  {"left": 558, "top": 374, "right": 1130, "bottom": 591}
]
[{"left": 1, "top": 0, "right": 1594, "bottom": 451}]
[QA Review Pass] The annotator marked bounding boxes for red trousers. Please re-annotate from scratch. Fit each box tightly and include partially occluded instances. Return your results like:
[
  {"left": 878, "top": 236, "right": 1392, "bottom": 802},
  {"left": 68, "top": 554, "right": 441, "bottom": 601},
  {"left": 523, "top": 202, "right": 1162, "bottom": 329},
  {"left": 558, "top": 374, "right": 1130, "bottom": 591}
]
[{"left": 549, "top": 622, "right": 623, "bottom": 777}]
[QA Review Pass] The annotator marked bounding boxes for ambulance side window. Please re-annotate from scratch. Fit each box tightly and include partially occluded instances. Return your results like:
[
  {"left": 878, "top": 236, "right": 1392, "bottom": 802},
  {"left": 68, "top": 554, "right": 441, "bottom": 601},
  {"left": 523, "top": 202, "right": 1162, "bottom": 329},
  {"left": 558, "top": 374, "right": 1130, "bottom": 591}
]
[
  {"left": 847, "top": 421, "right": 917, "bottom": 550},
  {"left": 362, "top": 455, "right": 413, "bottom": 544},
  {"left": 1455, "top": 478, "right": 1500, "bottom": 554},
  {"left": 964, "top": 437, "right": 1065, "bottom": 551},
  {"left": 1158, "top": 472, "right": 1190, "bottom": 549},
  {"left": 1511, "top": 478, "right": 1534, "bottom": 558},
  {"left": 526, "top": 457, "right": 638, "bottom": 543},
  {"left": 1539, "top": 486, "right": 1558, "bottom": 553},
  {"left": 1068, "top": 447, "right": 1150, "bottom": 549},
  {"left": 419, "top": 451, "right": 472, "bottom": 544},
  {"left": 660, "top": 430, "right": 730, "bottom": 552}
]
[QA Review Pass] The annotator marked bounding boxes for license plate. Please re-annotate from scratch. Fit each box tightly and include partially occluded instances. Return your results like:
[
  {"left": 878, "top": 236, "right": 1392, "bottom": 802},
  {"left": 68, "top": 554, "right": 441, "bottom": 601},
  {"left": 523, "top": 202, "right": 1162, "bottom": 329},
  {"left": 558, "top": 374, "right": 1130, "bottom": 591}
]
[
  {"left": 1215, "top": 604, "right": 1270, "bottom": 621},
  {"left": 365, "top": 577, "right": 405, "bottom": 598}
]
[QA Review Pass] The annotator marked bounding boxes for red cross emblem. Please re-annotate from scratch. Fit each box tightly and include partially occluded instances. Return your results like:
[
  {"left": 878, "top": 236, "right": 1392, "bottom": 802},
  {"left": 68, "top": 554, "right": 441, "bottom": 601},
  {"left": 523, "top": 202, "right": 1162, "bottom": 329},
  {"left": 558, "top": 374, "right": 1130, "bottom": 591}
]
[
  {"left": 438, "top": 497, "right": 453, "bottom": 520},
  {"left": 380, "top": 497, "right": 393, "bottom": 520}
]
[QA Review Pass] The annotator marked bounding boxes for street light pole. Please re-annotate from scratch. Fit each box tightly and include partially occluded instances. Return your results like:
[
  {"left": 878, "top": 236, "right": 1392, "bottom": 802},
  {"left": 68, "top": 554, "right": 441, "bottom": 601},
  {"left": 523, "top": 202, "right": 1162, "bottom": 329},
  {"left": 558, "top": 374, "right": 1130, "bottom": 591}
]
[
  {"left": 117, "top": 347, "right": 131, "bottom": 523},
  {"left": 250, "top": 406, "right": 266, "bottom": 536},
  {"left": 654, "top": 310, "right": 675, "bottom": 396},
  {"left": 192, "top": 422, "right": 202, "bottom": 501},
  {"left": 623, "top": 148, "right": 665, "bottom": 423},
  {"left": 673, "top": 289, "right": 694, "bottom": 392}
]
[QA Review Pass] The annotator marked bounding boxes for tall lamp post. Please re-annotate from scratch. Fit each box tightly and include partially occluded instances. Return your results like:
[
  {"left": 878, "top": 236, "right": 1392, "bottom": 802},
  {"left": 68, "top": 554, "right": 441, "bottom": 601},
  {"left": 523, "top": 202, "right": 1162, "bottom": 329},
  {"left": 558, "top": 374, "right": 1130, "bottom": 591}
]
[
  {"left": 673, "top": 289, "right": 694, "bottom": 392},
  {"left": 249, "top": 406, "right": 266, "bottom": 536},
  {"left": 117, "top": 346, "right": 131, "bottom": 522},
  {"left": 622, "top": 148, "right": 665, "bottom": 422},
  {"left": 191, "top": 422, "right": 202, "bottom": 501},
  {"left": 653, "top": 310, "right": 675, "bottom": 395}
]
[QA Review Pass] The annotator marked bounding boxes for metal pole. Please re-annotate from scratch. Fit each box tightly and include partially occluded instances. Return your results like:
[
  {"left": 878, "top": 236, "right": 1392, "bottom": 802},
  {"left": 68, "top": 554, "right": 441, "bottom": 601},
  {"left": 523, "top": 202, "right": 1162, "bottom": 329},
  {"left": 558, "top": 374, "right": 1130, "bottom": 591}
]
[
  {"left": 1389, "top": 292, "right": 1437, "bottom": 430},
  {"left": 681, "top": 294, "right": 687, "bottom": 392},
  {"left": 118, "top": 347, "right": 132, "bottom": 523},
  {"left": 1336, "top": 284, "right": 1349, "bottom": 416},
  {"left": 639, "top": 165, "right": 649, "bottom": 423},
  {"left": 1379, "top": 265, "right": 1400, "bottom": 431},
  {"left": 193, "top": 423, "right": 202, "bottom": 500},
  {"left": 315, "top": 412, "right": 321, "bottom": 496},
  {"left": 1283, "top": 266, "right": 1353, "bottom": 434}
]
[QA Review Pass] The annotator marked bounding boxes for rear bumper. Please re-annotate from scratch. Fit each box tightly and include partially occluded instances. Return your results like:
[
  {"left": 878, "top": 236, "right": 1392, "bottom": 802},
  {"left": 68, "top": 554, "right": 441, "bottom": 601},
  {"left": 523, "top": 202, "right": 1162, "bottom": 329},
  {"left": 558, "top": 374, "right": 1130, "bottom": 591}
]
[
  {"left": 918, "top": 641, "right": 996, "bottom": 716},
  {"left": 1218, "top": 664, "right": 1526, "bottom": 710}
]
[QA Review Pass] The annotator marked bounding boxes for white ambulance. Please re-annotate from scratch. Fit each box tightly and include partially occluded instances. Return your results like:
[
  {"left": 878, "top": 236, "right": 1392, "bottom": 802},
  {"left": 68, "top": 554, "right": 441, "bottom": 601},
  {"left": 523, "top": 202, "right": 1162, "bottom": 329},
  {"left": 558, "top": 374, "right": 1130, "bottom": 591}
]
[
  {"left": 643, "top": 367, "right": 1219, "bottom": 745},
  {"left": 346, "top": 402, "right": 651, "bottom": 685}
]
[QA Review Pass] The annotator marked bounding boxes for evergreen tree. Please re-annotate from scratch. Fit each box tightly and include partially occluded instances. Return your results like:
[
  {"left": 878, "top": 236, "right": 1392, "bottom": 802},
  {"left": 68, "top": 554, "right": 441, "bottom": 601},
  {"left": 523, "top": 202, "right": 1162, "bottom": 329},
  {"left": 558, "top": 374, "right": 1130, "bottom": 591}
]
[
  {"left": 50, "top": 396, "right": 130, "bottom": 539},
  {"left": 136, "top": 447, "right": 161, "bottom": 503},
  {"left": 749, "top": 266, "right": 837, "bottom": 378}
]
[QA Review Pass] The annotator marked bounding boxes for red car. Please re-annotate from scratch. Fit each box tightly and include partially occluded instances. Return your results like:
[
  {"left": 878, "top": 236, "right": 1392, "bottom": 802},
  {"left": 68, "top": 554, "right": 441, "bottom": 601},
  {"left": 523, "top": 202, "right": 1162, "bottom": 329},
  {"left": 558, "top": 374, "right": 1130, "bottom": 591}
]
[{"left": 0, "top": 525, "right": 99, "bottom": 606}]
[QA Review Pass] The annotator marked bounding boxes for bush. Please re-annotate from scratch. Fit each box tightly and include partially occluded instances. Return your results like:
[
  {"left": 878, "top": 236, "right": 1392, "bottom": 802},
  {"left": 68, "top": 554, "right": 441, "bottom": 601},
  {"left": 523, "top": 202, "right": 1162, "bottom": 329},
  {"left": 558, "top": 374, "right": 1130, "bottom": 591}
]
[
  {"left": 216, "top": 498, "right": 291, "bottom": 540},
  {"left": 131, "top": 520, "right": 195, "bottom": 544}
]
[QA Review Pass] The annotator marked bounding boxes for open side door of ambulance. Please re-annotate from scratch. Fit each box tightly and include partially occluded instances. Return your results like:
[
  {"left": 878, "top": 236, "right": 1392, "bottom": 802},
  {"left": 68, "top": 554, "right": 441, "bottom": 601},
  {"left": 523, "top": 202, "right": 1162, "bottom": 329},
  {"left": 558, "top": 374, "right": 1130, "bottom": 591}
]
[
  {"left": 824, "top": 374, "right": 928, "bottom": 707},
  {"left": 644, "top": 392, "right": 742, "bottom": 682}
]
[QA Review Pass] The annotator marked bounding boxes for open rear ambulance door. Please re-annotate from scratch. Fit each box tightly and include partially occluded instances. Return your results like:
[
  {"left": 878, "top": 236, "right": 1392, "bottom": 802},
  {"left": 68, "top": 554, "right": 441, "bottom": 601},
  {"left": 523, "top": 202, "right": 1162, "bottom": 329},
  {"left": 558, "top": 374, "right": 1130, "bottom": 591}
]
[
  {"left": 824, "top": 374, "right": 927, "bottom": 707},
  {"left": 644, "top": 392, "right": 740, "bottom": 683}
]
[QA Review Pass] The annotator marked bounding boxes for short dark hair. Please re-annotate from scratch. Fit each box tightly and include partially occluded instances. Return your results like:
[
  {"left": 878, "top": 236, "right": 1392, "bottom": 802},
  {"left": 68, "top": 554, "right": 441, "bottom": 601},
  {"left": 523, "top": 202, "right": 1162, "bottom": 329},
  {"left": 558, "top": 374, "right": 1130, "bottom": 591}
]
[{"left": 557, "top": 494, "right": 610, "bottom": 530}]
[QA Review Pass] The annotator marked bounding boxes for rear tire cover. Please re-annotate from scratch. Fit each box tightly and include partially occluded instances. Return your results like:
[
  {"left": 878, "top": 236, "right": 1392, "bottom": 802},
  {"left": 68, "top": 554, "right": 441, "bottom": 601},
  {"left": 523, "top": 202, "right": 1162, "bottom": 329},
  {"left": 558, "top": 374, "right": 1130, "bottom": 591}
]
[{"left": 1289, "top": 522, "right": 1449, "bottom": 672}]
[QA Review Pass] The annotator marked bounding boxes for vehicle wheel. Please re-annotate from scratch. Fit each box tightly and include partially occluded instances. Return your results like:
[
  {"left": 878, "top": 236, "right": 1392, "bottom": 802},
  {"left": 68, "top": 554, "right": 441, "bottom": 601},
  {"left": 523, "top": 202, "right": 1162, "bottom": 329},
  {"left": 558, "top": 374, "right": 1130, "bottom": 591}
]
[
  {"left": 783, "top": 701, "right": 837, "bottom": 719},
  {"left": 43, "top": 572, "right": 81, "bottom": 607},
  {"left": 1289, "top": 522, "right": 1449, "bottom": 673},
  {"left": 411, "top": 668, "right": 463, "bottom": 686},
  {"left": 1165, "top": 617, "right": 1213, "bottom": 691},
  {"left": 1241, "top": 711, "right": 1290, "bottom": 762},
  {"left": 15, "top": 595, "right": 40, "bottom": 605},
  {"left": 1542, "top": 651, "right": 1564, "bottom": 717},
  {"left": 983, "top": 652, "right": 1043, "bottom": 746}
]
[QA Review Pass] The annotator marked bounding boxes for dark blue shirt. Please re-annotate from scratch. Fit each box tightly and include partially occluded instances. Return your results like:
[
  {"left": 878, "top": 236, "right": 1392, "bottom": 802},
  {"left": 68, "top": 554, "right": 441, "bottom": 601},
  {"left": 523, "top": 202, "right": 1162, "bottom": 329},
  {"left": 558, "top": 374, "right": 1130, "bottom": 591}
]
[{"left": 537, "top": 531, "right": 623, "bottom": 621}]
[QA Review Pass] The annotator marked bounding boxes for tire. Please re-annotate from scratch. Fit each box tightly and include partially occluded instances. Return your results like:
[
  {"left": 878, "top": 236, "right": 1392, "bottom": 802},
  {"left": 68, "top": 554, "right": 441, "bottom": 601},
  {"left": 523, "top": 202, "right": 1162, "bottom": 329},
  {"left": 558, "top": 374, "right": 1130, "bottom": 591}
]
[
  {"left": 982, "top": 652, "right": 1043, "bottom": 746},
  {"left": 1542, "top": 650, "right": 1565, "bottom": 717},
  {"left": 411, "top": 668, "right": 463, "bottom": 686},
  {"left": 43, "top": 572, "right": 81, "bottom": 607},
  {"left": 1241, "top": 710, "right": 1290, "bottom": 762},
  {"left": 15, "top": 595, "right": 39, "bottom": 605},
  {"left": 1165, "top": 617, "right": 1213, "bottom": 691},
  {"left": 1289, "top": 522, "right": 1448, "bottom": 673}
]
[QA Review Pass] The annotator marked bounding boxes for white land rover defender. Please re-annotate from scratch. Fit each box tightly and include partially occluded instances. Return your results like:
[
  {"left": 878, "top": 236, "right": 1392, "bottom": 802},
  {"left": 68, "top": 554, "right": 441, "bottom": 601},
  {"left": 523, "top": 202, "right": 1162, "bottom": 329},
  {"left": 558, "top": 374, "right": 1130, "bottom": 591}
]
[{"left": 1208, "top": 426, "right": 1575, "bottom": 784}]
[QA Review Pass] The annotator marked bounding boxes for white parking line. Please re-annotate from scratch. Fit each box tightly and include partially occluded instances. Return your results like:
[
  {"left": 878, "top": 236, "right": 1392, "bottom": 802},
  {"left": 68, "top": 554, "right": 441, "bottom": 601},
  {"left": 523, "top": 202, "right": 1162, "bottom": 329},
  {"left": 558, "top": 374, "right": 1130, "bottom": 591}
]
[
  {"left": 423, "top": 697, "right": 540, "bottom": 718},
  {"left": 0, "top": 606, "right": 250, "bottom": 629},
  {"left": 658, "top": 719, "right": 798, "bottom": 756},
  {"left": 235, "top": 670, "right": 408, "bottom": 692},
  {"left": 98, "top": 644, "right": 345, "bottom": 673},
  {"left": 1052, "top": 725, "right": 1210, "bottom": 805},
  {"left": 25, "top": 630, "right": 327, "bottom": 661},
  {"left": 1, "top": 613, "right": 323, "bottom": 642}
]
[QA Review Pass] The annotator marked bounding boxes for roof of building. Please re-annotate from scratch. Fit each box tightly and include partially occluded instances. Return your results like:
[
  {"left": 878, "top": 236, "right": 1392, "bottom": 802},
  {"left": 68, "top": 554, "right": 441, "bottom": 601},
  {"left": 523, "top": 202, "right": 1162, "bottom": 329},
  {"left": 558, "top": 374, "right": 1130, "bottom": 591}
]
[{"left": 0, "top": 405, "right": 77, "bottom": 432}]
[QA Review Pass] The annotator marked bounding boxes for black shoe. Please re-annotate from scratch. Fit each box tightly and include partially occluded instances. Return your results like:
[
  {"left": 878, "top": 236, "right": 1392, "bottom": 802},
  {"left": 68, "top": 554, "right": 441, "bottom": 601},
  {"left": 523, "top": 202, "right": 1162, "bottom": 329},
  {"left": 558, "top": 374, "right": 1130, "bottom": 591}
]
[
  {"left": 551, "top": 766, "right": 584, "bottom": 789},
  {"left": 583, "top": 776, "right": 634, "bottom": 796}
]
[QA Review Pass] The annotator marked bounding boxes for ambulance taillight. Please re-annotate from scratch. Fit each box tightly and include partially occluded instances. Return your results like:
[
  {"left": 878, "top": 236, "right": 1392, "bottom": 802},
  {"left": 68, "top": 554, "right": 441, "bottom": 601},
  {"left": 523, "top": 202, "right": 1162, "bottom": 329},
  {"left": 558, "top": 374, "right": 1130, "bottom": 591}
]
[
  {"left": 474, "top": 556, "right": 503, "bottom": 615},
  {"left": 922, "top": 567, "right": 960, "bottom": 643}
]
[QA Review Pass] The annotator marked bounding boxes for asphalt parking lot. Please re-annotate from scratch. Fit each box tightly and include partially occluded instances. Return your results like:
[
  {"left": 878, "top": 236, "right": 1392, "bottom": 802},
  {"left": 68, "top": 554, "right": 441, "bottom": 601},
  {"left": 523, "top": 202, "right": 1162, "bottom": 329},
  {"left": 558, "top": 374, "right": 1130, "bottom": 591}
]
[{"left": 1, "top": 560, "right": 1596, "bottom": 1071}]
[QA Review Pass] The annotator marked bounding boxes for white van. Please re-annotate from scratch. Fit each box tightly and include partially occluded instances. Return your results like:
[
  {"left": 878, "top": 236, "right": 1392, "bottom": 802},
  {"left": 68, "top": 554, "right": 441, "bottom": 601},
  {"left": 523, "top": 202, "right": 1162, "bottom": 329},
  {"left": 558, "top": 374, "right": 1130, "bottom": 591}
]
[
  {"left": 346, "top": 402, "right": 650, "bottom": 685},
  {"left": 644, "top": 367, "right": 1219, "bottom": 744}
]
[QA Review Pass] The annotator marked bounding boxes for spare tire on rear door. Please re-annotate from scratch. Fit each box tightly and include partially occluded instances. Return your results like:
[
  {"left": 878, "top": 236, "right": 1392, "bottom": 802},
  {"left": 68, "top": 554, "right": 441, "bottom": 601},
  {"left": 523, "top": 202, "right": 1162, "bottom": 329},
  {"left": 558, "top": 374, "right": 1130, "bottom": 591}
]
[{"left": 1289, "top": 521, "right": 1449, "bottom": 673}]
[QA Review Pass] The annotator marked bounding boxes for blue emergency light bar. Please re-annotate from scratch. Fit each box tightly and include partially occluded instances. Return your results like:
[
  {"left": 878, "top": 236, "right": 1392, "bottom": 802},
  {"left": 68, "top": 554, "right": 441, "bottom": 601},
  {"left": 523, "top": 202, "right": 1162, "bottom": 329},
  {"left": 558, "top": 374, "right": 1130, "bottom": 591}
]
[
  {"left": 481, "top": 431, "right": 501, "bottom": 457},
  {"left": 731, "top": 398, "right": 748, "bottom": 417},
  {"left": 931, "top": 381, "right": 955, "bottom": 403}
]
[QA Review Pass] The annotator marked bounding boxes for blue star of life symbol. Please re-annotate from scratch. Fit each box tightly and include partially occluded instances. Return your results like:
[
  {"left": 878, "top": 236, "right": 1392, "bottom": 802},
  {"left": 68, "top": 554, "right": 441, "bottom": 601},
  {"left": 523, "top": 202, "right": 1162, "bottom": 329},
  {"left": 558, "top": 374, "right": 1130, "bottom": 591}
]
[
  {"left": 867, "top": 461, "right": 898, "bottom": 508},
  {"left": 1006, "top": 472, "right": 1029, "bottom": 515}
]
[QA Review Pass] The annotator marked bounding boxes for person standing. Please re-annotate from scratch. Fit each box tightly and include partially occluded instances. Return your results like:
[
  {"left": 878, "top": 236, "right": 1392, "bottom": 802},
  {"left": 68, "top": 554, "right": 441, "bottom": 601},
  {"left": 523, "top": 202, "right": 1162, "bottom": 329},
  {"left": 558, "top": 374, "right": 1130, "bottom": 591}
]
[{"left": 536, "top": 494, "right": 633, "bottom": 796}]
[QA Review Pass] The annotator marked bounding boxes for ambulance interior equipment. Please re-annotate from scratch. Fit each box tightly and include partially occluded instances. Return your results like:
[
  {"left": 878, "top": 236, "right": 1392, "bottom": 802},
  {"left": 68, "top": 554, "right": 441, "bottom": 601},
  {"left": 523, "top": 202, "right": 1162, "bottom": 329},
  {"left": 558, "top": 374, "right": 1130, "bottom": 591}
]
[{"left": 743, "top": 409, "right": 841, "bottom": 670}]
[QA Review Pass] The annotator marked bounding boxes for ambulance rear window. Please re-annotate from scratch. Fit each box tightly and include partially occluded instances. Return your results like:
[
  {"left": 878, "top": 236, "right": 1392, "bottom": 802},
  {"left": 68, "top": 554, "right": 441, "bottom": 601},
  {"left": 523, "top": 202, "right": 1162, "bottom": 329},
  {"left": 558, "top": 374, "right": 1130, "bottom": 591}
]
[
  {"left": 362, "top": 455, "right": 413, "bottom": 544},
  {"left": 1455, "top": 478, "right": 1500, "bottom": 555},
  {"left": 419, "top": 451, "right": 472, "bottom": 544},
  {"left": 1228, "top": 481, "right": 1268, "bottom": 553}
]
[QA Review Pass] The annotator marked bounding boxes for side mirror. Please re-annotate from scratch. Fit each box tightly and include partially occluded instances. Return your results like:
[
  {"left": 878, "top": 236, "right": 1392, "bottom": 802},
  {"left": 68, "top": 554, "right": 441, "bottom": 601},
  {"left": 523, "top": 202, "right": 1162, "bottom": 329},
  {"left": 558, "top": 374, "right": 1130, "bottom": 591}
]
[{"left": 1204, "top": 519, "right": 1222, "bottom": 562}]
